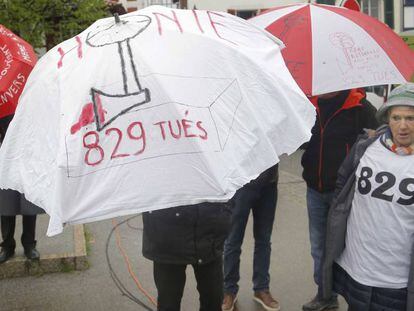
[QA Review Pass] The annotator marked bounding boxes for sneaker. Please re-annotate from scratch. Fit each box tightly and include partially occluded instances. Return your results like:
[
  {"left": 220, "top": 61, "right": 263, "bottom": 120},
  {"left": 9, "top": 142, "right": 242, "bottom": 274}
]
[
  {"left": 222, "top": 293, "right": 237, "bottom": 311},
  {"left": 302, "top": 295, "right": 339, "bottom": 311},
  {"left": 253, "top": 290, "right": 281, "bottom": 311}
]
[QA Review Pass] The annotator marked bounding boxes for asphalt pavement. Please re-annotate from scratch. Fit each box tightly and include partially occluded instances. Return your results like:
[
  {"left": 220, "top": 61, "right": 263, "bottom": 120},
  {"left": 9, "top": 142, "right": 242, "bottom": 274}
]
[{"left": 0, "top": 150, "right": 347, "bottom": 311}]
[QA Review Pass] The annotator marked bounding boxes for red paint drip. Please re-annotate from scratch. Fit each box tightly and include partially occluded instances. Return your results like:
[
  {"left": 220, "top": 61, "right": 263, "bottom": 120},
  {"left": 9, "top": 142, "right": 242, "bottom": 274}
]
[{"left": 70, "top": 94, "right": 106, "bottom": 135}]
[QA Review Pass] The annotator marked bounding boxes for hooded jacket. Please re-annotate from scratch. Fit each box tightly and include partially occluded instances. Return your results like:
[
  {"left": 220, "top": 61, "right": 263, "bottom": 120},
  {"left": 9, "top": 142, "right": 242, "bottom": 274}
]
[{"left": 301, "top": 89, "right": 378, "bottom": 193}]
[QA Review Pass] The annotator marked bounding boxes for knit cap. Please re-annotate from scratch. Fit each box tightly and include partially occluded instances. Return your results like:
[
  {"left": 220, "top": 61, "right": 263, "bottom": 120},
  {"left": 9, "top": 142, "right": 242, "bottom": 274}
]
[{"left": 376, "top": 83, "right": 414, "bottom": 123}]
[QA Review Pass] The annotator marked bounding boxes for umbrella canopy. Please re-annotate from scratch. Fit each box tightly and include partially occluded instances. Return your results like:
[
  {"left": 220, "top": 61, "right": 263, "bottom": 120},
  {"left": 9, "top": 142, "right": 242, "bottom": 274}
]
[
  {"left": 250, "top": 3, "right": 414, "bottom": 96},
  {"left": 0, "top": 6, "right": 315, "bottom": 236},
  {"left": 0, "top": 25, "right": 37, "bottom": 118}
]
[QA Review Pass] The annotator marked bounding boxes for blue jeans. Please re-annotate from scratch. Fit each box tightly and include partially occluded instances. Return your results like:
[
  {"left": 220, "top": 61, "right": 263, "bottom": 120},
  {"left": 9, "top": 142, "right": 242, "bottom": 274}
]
[
  {"left": 333, "top": 263, "right": 407, "bottom": 311},
  {"left": 223, "top": 179, "right": 277, "bottom": 294},
  {"left": 306, "top": 187, "right": 335, "bottom": 287}
]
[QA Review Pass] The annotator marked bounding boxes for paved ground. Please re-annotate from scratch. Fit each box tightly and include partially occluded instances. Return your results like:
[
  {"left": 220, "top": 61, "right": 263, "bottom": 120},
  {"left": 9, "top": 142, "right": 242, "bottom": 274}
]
[
  {"left": 0, "top": 220, "right": 87, "bottom": 279},
  {"left": 0, "top": 150, "right": 347, "bottom": 311}
]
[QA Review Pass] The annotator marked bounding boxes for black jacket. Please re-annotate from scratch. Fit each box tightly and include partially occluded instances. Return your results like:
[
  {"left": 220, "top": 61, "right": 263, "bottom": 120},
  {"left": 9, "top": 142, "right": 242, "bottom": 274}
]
[
  {"left": 0, "top": 114, "right": 44, "bottom": 216},
  {"left": 301, "top": 89, "right": 378, "bottom": 193},
  {"left": 142, "top": 201, "right": 232, "bottom": 265}
]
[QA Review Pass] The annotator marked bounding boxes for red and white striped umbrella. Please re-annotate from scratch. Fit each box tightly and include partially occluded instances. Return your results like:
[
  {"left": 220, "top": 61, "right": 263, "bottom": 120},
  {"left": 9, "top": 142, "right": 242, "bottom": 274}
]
[{"left": 250, "top": 4, "right": 414, "bottom": 96}]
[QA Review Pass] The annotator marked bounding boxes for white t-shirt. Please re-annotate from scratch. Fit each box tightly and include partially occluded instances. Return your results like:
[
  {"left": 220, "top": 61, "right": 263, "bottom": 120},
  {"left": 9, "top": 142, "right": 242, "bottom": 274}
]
[{"left": 337, "top": 139, "right": 414, "bottom": 288}]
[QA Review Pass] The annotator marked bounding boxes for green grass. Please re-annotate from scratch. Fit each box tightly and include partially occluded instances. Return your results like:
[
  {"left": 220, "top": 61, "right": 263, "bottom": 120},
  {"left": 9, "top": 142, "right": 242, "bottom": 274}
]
[{"left": 60, "top": 261, "right": 75, "bottom": 273}]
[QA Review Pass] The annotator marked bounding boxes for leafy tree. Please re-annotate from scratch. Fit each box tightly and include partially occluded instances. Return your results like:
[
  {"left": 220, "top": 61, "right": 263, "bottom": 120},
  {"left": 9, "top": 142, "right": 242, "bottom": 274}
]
[{"left": 0, "top": 0, "right": 110, "bottom": 50}]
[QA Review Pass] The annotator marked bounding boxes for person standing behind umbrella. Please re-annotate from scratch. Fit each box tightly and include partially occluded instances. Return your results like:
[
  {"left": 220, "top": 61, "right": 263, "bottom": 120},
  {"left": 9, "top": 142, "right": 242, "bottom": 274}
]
[
  {"left": 142, "top": 201, "right": 233, "bottom": 311},
  {"left": 222, "top": 165, "right": 280, "bottom": 311},
  {"left": 321, "top": 83, "right": 414, "bottom": 311},
  {"left": 0, "top": 115, "right": 44, "bottom": 263},
  {"left": 301, "top": 88, "right": 378, "bottom": 311}
]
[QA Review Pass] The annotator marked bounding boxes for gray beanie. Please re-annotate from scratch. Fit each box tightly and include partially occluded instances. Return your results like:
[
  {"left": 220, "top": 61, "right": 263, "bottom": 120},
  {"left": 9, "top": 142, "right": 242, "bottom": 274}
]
[{"left": 376, "top": 83, "right": 414, "bottom": 123}]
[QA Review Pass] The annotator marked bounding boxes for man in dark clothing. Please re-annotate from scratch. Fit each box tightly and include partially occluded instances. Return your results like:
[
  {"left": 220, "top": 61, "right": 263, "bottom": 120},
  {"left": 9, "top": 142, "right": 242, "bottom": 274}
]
[
  {"left": 142, "top": 201, "right": 232, "bottom": 311},
  {"left": 301, "top": 89, "right": 378, "bottom": 311},
  {"left": 0, "top": 191, "right": 42, "bottom": 263},
  {"left": 0, "top": 115, "right": 43, "bottom": 263},
  {"left": 222, "top": 165, "right": 280, "bottom": 311}
]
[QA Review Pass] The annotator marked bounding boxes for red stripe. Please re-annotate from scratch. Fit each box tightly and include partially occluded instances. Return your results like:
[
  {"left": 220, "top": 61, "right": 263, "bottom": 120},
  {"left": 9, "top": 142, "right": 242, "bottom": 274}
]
[
  {"left": 317, "top": 5, "right": 414, "bottom": 81},
  {"left": 265, "top": 5, "right": 313, "bottom": 95}
]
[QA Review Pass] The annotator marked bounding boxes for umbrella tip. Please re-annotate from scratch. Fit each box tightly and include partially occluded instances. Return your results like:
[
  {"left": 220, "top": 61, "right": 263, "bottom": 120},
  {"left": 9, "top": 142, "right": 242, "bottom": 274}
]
[{"left": 114, "top": 13, "right": 121, "bottom": 24}]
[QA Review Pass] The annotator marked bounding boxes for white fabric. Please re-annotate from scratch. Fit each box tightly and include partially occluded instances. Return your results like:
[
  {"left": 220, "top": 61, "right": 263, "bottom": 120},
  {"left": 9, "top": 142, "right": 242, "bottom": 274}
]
[
  {"left": 337, "top": 139, "right": 414, "bottom": 288},
  {"left": 246, "top": 5, "right": 307, "bottom": 29},
  {"left": 249, "top": 4, "right": 407, "bottom": 95},
  {"left": 310, "top": 5, "right": 404, "bottom": 95},
  {"left": 0, "top": 6, "right": 315, "bottom": 236}
]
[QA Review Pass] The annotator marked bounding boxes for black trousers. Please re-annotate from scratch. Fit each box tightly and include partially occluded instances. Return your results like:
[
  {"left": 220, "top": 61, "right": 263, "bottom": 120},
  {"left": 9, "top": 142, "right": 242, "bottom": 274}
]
[
  {"left": 153, "top": 258, "right": 223, "bottom": 311},
  {"left": 0, "top": 215, "right": 37, "bottom": 250}
]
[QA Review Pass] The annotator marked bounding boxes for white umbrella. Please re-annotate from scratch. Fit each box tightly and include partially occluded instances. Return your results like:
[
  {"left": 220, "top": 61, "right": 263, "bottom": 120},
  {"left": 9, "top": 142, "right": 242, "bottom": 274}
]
[{"left": 0, "top": 6, "right": 315, "bottom": 236}]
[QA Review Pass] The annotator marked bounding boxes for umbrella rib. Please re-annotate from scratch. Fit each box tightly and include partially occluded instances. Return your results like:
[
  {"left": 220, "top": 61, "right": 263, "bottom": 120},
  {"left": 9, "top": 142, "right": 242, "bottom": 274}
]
[
  {"left": 209, "top": 79, "right": 237, "bottom": 108},
  {"left": 208, "top": 108, "right": 222, "bottom": 150},
  {"left": 222, "top": 96, "right": 242, "bottom": 149}
]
